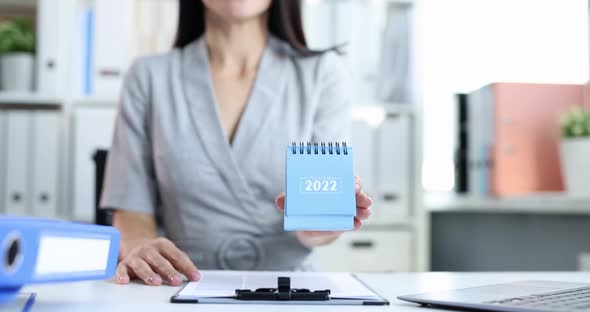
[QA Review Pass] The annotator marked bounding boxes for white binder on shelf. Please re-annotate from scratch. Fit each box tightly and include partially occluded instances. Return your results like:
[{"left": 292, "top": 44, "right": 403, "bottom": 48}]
[
  {"left": 92, "top": 0, "right": 133, "bottom": 97},
  {"left": 0, "top": 110, "right": 6, "bottom": 213},
  {"left": 36, "top": 0, "right": 59, "bottom": 94},
  {"left": 36, "top": 0, "right": 75, "bottom": 95},
  {"left": 302, "top": 1, "right": 335, "bottom": 50},
  {"left": 374, "top": 115, "right": 411, "bottom": 219},
  {"left": 72, "top": 107, "right": 117, "bottom": 222},
  {"left": 4, "top": 111, "right": 32, "bottom": 216},
  {"left": 31, "top": 111, "right": 60, "bottom": 218},
  {"left": 133, "top": 0, "right": 179, "bottom": 57},
  {"left": 68, "top": 0, "right": 93, "bottom": 96},
  {"left": 467, "top": 86, "right": 494, "bottom": 197},
  {"left": 351, "top": 120, "right": 375, "bottom": 198}
]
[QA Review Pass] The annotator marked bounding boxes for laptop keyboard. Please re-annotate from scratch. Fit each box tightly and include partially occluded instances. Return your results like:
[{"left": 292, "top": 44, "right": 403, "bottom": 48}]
[{"left": 486, "top": 286, "right": 590, "bottom": 311}]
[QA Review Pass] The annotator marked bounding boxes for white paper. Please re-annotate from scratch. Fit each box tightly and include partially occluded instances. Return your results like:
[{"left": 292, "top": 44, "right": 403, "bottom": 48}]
[{"left": 176, "top": 271, "right": 379, "bottom": 300}]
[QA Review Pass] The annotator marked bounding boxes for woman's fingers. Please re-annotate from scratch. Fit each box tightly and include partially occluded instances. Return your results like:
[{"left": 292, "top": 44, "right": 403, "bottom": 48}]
[
  {"left": 356, "top": 206, "right": 372, "bottom": 220},
  {"left": 143, "top": 251, "right": 183, "bottom": 286},
  {"left": 117, "top": 238, "right": 200, "bottom": 286},
  {"left": 115, "top": 263, "right": 130, "bottom": 284},
  {"left": 354, "top": 176, "right": 362, "bottom": 194},
  {"left": 157, "top": 238, "right": 201, "bottom": 282},
  {"left": 127, "top": 258, "right": 162, "bottom": 286},
  {"left": 353, "top": 175, "right": 372, "bottom": 223},
  {"left": 300, "top": 230, "right": 342, "bottom": 238},
  {"left": 356, "top": 190, "right": 372, "bottom": 209},
  {"left": 354, "top": 217, "right": 362, "bottom": 230},
  {"left": 275, "top": 192, "right": 285, "bottom": 212}
]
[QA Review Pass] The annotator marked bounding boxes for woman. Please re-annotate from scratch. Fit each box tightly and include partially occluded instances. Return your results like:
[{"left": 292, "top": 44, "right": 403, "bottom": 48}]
[{"left": 101, "top": 0, "right": 373, "bottom": 287}]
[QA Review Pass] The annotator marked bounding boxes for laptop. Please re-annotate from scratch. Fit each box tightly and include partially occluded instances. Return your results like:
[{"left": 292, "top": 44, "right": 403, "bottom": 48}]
[{"left": 398, "top": 280, "right": 590, "bottom": 312}]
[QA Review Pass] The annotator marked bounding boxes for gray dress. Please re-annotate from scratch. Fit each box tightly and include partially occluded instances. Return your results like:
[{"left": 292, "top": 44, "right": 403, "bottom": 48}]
[{"left": 100, "top": 35, "right": 350, "bottom": 271}]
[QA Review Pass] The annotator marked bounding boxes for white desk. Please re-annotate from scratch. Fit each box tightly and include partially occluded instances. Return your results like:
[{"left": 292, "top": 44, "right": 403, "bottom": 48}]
[
  {"left": 18, "top": 272, "right": 590, "bottom": 311},
  {"left": 427, "top": 193, "right": 590, "bottom": 215}
]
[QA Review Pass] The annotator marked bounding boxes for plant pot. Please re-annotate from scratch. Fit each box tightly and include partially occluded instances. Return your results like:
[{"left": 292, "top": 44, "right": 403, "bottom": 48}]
[
  {"left": 0, "top": 52, "right": 34, "bottom": 92},
  {"left": 560, "top": 137, "right": 590, "bottom": 197}
]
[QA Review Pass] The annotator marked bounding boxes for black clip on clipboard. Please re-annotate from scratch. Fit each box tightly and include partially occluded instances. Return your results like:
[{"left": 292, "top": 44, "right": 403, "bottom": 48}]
[
  {"left": 235, "top": 277, "right": 330, "bottom": 301},
  {"left": 170, "top": 271, "right": 390, "bottom": 305}
]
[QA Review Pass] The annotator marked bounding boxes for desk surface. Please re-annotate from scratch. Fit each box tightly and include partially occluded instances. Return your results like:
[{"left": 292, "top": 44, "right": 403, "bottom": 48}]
[
  {"left": 20, "top": 272, "right": 590, "bottom": 312},
  {"left": 427, "top": 193, "right": 590, "bottom": 215}
]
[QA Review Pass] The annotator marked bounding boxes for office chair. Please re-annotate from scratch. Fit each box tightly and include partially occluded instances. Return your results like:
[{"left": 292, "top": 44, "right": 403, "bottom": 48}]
[
  {"left": 93, "top": 149, "right": 162, "bottom": 227},
  {"left": 93, "top": 149, "right": 113, "bottom": 226}
]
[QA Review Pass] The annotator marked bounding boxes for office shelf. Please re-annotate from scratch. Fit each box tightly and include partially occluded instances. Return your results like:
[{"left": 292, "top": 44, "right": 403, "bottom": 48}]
[
  {"left": 0, "top": 0, "right": 36, "bottom": 9},
  {"left": 71, "top": 97, "right": 118, "bottom": 107},
  {"left": 385, "top": 0, "right": 418, "bottom": 4},
  {"left": 351, "top": 104, "right": 416, "bottom": 129},
  {"left": 384, "top": 104, "right": 417, "bottom": 116},
  {"left": 427, "top": 193, "right": 590, "bottom": 215},
  {"left": 0, "top": 92, "right": 63, "bottom": 106},
  {"left": 363, "top": 217, "right": 414, "bottom": 228}
]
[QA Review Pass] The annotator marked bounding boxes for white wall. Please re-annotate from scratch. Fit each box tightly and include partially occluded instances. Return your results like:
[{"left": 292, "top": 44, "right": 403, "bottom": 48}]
[{"left": 421, "top": 0, "right": 589, "bottom": 191}]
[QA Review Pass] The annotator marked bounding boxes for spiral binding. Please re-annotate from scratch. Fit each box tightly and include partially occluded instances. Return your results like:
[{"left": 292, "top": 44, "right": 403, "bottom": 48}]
[{"left": 291, "top": 142, "right": 348, "bottom": 155}]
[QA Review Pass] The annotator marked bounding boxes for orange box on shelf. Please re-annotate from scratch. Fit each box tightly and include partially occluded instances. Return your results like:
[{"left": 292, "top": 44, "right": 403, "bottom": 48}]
[{"left": 468, "top": 82, "right": 584, "bottom": 197}]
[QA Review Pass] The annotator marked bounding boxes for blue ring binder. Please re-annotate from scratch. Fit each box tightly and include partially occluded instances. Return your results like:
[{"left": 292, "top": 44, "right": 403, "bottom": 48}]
[{"left": 0, "top": 217, "right": 120, "bottom": 303}]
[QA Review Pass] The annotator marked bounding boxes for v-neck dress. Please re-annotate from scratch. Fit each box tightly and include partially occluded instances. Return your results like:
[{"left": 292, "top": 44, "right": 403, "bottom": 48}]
[{"left": 100, "top": 35, "right": 351, "bottom": 271}]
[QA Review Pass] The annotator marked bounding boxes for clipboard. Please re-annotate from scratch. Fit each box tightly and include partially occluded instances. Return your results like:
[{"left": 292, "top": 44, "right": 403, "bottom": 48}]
[{"left": 170, "top": 271, "right": 389, "bottom": 305}]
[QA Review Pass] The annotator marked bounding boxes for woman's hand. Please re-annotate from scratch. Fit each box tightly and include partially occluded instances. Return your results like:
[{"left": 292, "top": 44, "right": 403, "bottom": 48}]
[
  {"left": 275, "top": 176, "right": 372, "bottom": 248},
  {"left": 115, "top": 237, "right": 200, "bottom": 286}
]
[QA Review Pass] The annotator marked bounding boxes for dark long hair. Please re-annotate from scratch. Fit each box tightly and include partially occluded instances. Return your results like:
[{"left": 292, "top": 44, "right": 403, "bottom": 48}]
[{"left": 174, "top": 0, "right": 339, "bottom": 57}]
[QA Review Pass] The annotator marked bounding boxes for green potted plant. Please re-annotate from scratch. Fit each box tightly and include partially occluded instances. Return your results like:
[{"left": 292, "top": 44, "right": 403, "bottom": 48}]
[
  {"left": 0, "top": 17, "right": 35, "bottom": 92},
  {"left": 559, "top": 106, "right": 590, "bottom": 197}
]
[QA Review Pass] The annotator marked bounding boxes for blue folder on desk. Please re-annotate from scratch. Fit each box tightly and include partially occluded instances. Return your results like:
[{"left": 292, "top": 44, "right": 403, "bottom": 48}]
[
  {"left": 0, "top": 217, "right": 120, "bottom": 304},
  {"left": 285, "top": 142, "right": 356, "bottom": 231}
]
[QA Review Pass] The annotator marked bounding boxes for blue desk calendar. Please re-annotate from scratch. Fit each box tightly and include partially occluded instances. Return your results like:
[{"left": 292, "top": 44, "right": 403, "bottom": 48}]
[
  {"left": 0, "top": 216, "right": 120, "bottom": 304},
  {"left": 285, "top": 142, "right": 356, "bottom": 231}
]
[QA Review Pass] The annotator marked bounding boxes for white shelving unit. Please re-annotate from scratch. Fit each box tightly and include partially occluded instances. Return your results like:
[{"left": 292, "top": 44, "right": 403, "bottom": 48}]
[
  {"left": 71, "top": 97, "right": 118, "bottom": 107},
  {"left": 0, "top": 0, "right": 128, "bottom": 222},
  {"left": 0, "top": 93, "right": 117, "bottom": 220},
  {"left": 304, "top": 0, "right": 426, "bottom": 272}
]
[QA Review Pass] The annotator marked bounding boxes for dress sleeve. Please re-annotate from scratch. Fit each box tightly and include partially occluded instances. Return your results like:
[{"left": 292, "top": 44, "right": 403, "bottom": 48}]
[
  {"left": 99, "top": 58, "right": 157, "bottom": 215},
  {"left": 311, "top": 52, "right": 352, "bottom": 142}
]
